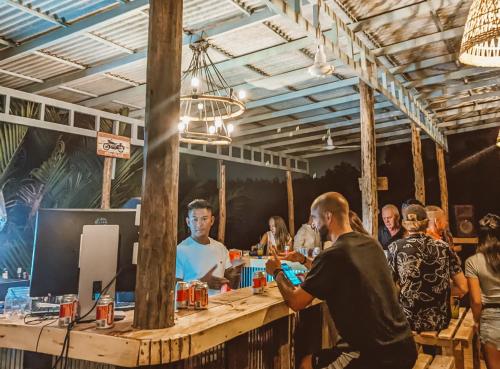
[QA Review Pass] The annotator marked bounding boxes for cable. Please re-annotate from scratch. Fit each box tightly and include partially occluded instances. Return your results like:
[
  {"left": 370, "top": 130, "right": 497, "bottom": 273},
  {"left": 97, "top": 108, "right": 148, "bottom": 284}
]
[{"left": 51, "top": 267, "right": 126, "bottom": 369}]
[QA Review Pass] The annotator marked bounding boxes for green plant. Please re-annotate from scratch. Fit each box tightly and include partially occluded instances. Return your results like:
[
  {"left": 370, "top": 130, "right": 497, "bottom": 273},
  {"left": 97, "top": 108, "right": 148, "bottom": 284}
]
[{"left": 0, "top": 123, "right": 28, "bottom": 188}]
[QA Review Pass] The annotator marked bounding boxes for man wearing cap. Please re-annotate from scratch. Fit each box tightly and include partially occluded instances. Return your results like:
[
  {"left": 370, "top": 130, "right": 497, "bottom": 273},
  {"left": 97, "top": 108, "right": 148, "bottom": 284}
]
[{"left": 387, "top": 204, "right": 468, "bottom": 332}]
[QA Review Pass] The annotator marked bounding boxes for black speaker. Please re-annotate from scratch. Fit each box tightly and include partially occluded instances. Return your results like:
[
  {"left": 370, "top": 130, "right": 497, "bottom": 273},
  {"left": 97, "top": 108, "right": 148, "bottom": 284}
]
[{"left": 453, "top": 205, "right": 476, "bottom": 237}]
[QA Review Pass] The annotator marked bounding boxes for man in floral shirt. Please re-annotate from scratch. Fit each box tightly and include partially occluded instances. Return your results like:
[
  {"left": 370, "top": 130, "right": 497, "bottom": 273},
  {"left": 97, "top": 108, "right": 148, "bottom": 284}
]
[{"left": 388, "top": 205, "right": 468, "bottom": 332}]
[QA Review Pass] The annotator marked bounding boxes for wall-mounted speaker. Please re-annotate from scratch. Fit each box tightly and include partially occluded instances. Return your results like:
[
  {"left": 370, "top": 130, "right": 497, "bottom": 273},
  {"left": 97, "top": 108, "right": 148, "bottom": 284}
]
[{"left": 453, "top": 205, "right": 476, "bottom": 237}]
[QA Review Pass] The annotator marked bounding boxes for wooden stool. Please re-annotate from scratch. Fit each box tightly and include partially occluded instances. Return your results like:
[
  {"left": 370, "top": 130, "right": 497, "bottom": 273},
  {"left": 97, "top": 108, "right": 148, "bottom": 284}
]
[{"left": 413, "top": 308, "right": 467, "bottom": 369}]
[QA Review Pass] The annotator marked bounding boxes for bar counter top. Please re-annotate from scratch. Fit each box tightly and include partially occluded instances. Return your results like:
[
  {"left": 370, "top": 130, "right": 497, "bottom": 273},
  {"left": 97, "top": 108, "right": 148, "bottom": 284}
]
[{"left": 0, "top": 284, "right": 319, "bottom": 367}]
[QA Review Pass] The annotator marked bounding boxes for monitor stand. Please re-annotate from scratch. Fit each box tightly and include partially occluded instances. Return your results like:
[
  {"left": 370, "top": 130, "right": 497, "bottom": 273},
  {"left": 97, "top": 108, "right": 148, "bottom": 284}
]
[{"left": 78, "top": 225, "right": 119, "bottom": 320}]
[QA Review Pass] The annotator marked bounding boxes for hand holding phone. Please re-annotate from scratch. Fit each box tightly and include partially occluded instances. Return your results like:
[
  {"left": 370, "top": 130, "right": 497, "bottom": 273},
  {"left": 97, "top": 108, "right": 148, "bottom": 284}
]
[{"left": 281, "top": 263, "right": 302, "bottom": 286}]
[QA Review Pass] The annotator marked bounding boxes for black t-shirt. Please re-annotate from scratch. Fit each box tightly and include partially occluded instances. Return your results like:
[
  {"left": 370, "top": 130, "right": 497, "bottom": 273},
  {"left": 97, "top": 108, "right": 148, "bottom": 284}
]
[
  {"left": 301, "top": 232, "right": 412, "bottom": 354},
  {"left": 378, "top": 226, "right": 404, "bottom": 250}
]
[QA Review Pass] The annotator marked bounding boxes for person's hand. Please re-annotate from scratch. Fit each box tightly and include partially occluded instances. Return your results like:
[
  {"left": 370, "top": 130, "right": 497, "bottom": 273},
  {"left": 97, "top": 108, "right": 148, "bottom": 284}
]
[
  {"left": 473, "top": 322, "right": 480, "bottom": 334},
  {"left": 225, "top": 264, "right": 244, "bottom": 289},
  {"left": 299, "top": 354, "right": 313, "bottom": 369},
  {"left": 200, "top": 265, "right": 230, "bottom": 289},
  {"left": 265, "top": 247, "right": 282, "bottom": 276},
  {"left": 282, "top": 251, "right": 306, "bottom": 264}
]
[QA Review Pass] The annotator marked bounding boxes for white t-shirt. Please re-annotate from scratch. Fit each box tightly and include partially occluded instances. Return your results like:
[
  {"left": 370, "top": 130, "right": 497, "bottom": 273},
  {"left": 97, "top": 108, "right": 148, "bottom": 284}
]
[{"left": 176, "top": 237, "right": 232, "bottom": 282}]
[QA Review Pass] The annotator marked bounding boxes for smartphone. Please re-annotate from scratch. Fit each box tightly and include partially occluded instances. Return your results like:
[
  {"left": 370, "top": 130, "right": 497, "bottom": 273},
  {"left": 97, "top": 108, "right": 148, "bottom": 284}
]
[{"left": 281, "top": 263, "right": 302, "bottom": 286}]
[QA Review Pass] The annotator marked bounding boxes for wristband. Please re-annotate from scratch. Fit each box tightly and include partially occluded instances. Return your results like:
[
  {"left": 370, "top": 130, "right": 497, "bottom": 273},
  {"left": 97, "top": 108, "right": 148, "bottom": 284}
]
[{"left": 273, "top": 268, "right": 283, "bottom": 280}]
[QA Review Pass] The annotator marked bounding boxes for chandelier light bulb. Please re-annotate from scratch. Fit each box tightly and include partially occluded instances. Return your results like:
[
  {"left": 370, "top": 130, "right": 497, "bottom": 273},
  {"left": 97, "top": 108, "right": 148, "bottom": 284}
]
[
  {"left": 178, "top": 122, "right": 186, "bottom": 132},
  {"left": 181, "top": 116, "right": 190, "bottom": 125},
  {"left": 191, "top": 77, "right": 200, "bottom": 88},
  {"left": 208, "top": 125, "right": 216, "bottom": 134},
  {"left": 214, "top": 117, "right": 223, "bottom": 128},
  {"left": 197, "top": 103, "right": 204, "bottom": 111},
  {"left": 227, "top": 124, "right": 234, "bottom": 133},
  {"left": 238, "top": 90, "right": 246, "bottom": 99}
]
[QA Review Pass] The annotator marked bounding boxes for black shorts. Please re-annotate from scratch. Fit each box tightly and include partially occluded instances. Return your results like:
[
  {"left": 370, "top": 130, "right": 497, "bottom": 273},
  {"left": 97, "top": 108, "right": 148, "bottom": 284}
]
[{"left": 311, "top": 339, "right": 417, "bottom": 369}]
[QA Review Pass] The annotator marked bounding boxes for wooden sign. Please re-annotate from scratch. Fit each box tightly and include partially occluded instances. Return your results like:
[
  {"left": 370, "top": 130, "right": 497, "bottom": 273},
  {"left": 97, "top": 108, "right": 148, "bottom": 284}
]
[
  {"left": 358, "top": 176, "right": 389, "bottom": 191},
  {"left": 97, "top": 132, "right": 130, "bottom": 159}
]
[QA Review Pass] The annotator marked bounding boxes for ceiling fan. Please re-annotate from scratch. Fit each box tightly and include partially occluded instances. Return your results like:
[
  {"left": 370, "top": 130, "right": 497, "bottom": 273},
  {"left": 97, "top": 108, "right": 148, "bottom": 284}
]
[{"left": 310, "top": 129, "right": 361, "bottom": 152}]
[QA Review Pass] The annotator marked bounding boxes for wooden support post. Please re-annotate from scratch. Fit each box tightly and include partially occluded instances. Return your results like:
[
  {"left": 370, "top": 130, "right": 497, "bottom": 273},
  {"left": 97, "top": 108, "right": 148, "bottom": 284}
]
[
  {"left": 101, "top": 157, "right": 112, "bottom": 209},
  {"left": 218, "top": 160, "right": 226, "bottom": 243},
  {"left": 411, "top": 123, "right": 426, "bottom": 204},
  {"left": 286, "top": 170, "right": 295, "bottom": 237},
  {"left": 359, "top": 80, "right": 378, "bottom": 236},
  {"left": 436, "top": 144, "right": 449, "bottom": 220},
  {"left": 134, "top": 0, "right": 183, "bottom": 329}
]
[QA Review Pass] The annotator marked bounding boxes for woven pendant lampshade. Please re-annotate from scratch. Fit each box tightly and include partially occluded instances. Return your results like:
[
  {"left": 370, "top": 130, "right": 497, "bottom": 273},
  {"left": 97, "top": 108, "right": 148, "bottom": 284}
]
[{"left": 459, "top": 0, "right": 500, "bottom": 67}]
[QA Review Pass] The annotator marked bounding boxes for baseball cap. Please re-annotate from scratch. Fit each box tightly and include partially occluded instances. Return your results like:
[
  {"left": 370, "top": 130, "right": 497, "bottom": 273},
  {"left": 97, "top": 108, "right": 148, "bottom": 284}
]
[{"left": 402, "top": 204, "right": 427, "bottom": 222}]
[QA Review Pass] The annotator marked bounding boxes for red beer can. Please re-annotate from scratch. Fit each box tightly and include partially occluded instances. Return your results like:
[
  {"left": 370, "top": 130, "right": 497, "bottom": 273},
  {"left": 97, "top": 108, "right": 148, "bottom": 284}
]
[
  {"left": 194, "top": 282, "right": 208, "bottom": 310},
  {"left": 58, "top": 294, "right": 78, "bottom": 327},
  {"left": 176, "top": 281, "right": 189, "bottom": 309},
  {"left": 189, "top": 280, "right": 200, "bottom": 307},
  {"left": 95, "top": 295, "right": 114, "bottom": 329},
  {"left": 253, "top": 271, "right": 264, "bottom": 294}
]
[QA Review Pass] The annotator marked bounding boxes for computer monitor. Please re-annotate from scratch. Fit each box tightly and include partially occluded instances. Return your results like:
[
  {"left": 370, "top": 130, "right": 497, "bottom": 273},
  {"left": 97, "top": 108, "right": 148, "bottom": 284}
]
[{"left": 30, "top": 208, "right": 138, "bottom": 298}]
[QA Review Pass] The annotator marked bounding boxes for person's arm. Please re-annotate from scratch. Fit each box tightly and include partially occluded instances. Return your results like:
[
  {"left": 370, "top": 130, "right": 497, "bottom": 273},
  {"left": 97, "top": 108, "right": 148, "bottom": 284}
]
[
  {"left": 259, "top": 232, "right": 268, "bottom": 247},
  {"left": 464, "top": 256, "right": 481, "bottom": 328},
  {"left": 200, "top": 265, "right": 229, "bottom": 289},
  {"left": 467, "top": 277, "right": 482, "bottom": 325},
  {"left": 452, "top": 273, "right": 468, "bottom": 297},
  {"left": 283, "top": 250, "right": 313, "bottom": 270},
  {"left": 274, "top": 272, "right": 314, "bottom": 312},
  {"left": 266, "top": 249, "right": 314, "bottom": 311},
  {"left": 448, "top": 247, "right": 468, "bottom": 296}
]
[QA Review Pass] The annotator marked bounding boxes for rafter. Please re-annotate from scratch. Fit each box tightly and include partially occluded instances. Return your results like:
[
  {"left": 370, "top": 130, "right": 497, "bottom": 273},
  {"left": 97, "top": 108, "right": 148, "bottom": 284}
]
[
  {"left": 347, "top": 0, "right": 461, "bottom": 33},
  {"left": 0, "top": 0, "right": 149, "bottom": 64},
  {"left": 266, "top": 0, "right": 446, "bottom": 148},
  {"left": 234, "top": 102, "right": 395, "bottom": 145},
  {"left": 372, "top": 27, "right": 464, "bottom": 56},
  {"left": 259, "top": 111, "right": 404, "bottom": 149},
  {"left": 4, "top": 0, "right": 66, "bottom": 27}
]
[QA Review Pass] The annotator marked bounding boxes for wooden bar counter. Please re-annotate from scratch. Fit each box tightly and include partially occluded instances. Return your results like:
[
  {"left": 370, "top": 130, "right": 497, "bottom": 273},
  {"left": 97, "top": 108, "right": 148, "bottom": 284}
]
[{"left": 0, "top": 285, "right": 323, "bottom": 368}]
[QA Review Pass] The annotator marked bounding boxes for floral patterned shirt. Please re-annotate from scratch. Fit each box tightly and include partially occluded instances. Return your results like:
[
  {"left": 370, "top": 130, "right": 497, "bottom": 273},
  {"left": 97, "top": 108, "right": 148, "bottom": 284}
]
[{"left": 388, "top": 233, "right": 463, "bottom": 332}]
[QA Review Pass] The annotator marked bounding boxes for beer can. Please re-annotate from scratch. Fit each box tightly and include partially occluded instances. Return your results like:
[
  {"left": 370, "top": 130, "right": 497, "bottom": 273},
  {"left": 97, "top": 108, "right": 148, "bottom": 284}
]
[
  {"left": 189, "top": 280, "right": 200, "bottom": 307},
  {"left": 176, "top": 281, "right": 189, "bottom": 309},
  {"left": 59, "top": 294, "right": 78, "bottom": 327},
  {"left": 194, "top": 282, "right": 208, "bottom": 310},
  {"left": 284, "top": 245, "right": 290, "bottom": 256},
  {"left": 95, "top": 295, "right": 114, "bottom": 329},
  {"left": 252, "top": 271, "right": 264, "bottom": 294}
]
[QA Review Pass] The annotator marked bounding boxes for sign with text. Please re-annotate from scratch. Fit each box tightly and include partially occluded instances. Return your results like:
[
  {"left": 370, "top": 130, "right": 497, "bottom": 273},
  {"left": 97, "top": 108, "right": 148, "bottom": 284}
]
[{"left": 97, "top": 132, "right": 130, "bottom": 159}]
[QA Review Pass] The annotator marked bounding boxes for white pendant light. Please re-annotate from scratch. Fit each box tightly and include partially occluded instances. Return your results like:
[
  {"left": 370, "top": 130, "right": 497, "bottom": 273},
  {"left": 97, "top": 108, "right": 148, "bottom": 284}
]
[{"left": 308, "top": 44, "right": 334, "bottom": 77}]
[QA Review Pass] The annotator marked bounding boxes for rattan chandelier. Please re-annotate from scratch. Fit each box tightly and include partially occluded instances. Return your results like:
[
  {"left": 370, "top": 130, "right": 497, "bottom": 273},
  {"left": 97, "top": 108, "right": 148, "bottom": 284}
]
[
  {"left": 459, "top": 0, "right": 500, "bottom": 67},
  {"left": 178, "top": 41, "right": 245, "bottom": 145}
]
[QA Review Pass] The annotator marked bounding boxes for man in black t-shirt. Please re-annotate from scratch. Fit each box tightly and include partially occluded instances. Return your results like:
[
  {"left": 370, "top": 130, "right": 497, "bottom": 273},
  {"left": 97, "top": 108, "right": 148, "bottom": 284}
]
[{"left": 266, "top": 192, "right": 417, "bottom": 369}]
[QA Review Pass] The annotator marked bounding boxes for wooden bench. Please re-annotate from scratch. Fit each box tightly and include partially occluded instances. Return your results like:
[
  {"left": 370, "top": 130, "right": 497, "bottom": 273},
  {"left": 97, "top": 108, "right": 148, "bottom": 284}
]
[
  {"left": 413, "top": 353, "right": 455, "bottom": 369},
  {"left": 413, "top": 308, "right": 467, "bottom": 369}
]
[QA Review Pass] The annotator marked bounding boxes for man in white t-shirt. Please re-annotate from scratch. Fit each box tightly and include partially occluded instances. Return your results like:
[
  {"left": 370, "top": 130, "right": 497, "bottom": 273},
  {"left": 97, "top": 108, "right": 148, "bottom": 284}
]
[{"left": 176, "top": 199, "right": 241, "bottom": 292}]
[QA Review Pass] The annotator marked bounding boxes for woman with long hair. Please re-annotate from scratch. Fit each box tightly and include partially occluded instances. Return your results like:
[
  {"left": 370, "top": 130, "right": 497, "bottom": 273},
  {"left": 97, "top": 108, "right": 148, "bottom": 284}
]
[
  {"left": 349, "top": 210, "right": 369, "bottom": 235},
  {"left": 259, "top": 215, "right": 292, "bottom": 254},
  {"left": 465, "top": 213, "right": 500, "bottom": 369}
]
